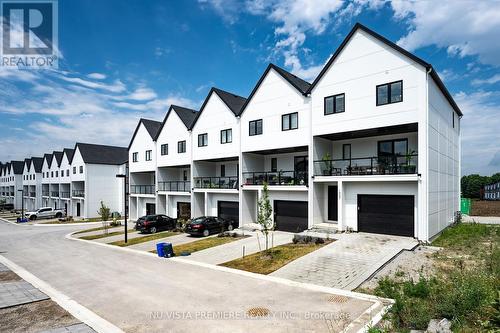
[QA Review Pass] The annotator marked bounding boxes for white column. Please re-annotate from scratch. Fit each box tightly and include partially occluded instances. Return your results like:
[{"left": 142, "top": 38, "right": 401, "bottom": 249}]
[{"left": 338, "top": 181, "right": 344, "bottom": 231}]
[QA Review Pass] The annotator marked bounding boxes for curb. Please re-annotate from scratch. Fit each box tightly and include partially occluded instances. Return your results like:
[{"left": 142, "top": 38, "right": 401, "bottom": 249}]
[{"left": 0, "top": 255, "right": 124, "bottom": 333}]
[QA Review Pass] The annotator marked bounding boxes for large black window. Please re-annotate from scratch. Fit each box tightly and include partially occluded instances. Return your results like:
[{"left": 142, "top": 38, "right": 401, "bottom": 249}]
[
  {"left": 378, "top": 139, "right": 408, "bottom": 157},
  {"left": 132, "top": 152, "right": 138, "bottom": 162},
  {"left": 198, "top": 133, "right": 208, "bottom": 147},
  {"left": 271, "top": 158, "right": 277, "bottom": 172},
  {"left": 282, "top": 112, "right": 298, "bottom": 131},
  {"left": 221, "top": 129, "right": 232, "bottom": 144},
  {"left": 160, "top": 144, "right": 168, "bottom": 155},
  {"left": 145, "top": 150, "right": 152, "bottom": 161},
  {"left": 79, "top": 166, "right": 83, "bottom": 174},
  {"left": 343, "top": 144, "right": 351, "bottom": 160},
  {"left": 324, "top": 93, "right": 345, "bottom": 115},
  {"left": 249, "top": 119, "right": 263, "bottom": 136},
  {"left": 178, "top": 141, "right": 186, "bottom": 153},
  {"left": 220, "top": 164, "right": 225, "bottom": 177},
  {"left": 73, "top": 167, "right": 76, "bottom": 174},
  {"left": 376, "top": 81, "right": 403, "bottom": 106}
]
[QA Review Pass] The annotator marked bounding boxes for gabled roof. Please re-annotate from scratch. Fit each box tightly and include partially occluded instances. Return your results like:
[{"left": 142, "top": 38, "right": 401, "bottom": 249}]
[
  {"left": 75, "top": 142, "right": 128, "bottom": 165},
  {"left": 52, "top": 151, "right": 63, "bottom": 167},
  {"left": 24, "top": 158, "right": 32, "bottom": 172},
  {"left": 128, "top": 118, "right": 162, "bottom": 150},
  {"left": 11, "top": 160, "right": 24, "bottom": 174},
  {"left": 31, "top": 157, "right": 44, "bottom": 173},
  {"left": 43, "top": 153, "right": 53, "bottom": 168},
  {"left": 307, "top": 22, "right": 462, "bottom": 117},
  {"left": 237, "top": 63, "right": 311, "bottom": 116},
  {"left": 62, "top": 148, "right": 75, "bottom": 164},
  {"left": 154, "top": 105, "right": 199, "bottom": 140}
]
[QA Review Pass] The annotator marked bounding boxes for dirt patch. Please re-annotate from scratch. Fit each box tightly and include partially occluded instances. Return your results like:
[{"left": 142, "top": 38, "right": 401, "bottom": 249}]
[
  {"left": 0, "top": 271, "right": 22, "bottom": 282},
  {"left": 358, "top": 245, "right": 439, "bottom": 291},
  {"left": 0, "top": 299, "right": 80, "bottom": 333},
  {"left": 471, "top": 200, "right": 500, "bottom": 216}
]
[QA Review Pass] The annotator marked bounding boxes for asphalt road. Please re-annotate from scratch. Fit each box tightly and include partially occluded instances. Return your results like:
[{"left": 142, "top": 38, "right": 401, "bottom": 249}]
[{"left": 0, "top": 220, "right": 383, "bottom": 333}]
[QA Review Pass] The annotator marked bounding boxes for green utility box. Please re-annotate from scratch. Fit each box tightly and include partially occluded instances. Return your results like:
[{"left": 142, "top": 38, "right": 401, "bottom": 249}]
[{"left": 460, "top": 198, "right": 471, "bottom": 215}]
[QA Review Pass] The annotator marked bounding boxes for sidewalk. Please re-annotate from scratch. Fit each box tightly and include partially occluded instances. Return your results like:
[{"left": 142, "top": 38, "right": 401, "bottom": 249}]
[
  {"left": 463, "top": 215, "right": 500, "bottom": 224},
  {"left": 128, "top": 233, "right": 213, "bottom": 252}
]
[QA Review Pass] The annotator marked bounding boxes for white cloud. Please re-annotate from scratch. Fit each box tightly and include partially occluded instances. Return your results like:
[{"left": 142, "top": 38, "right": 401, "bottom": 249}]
[
  {"left": 471, "top": 74, "right": 500, "bottom": 86},
  {"left": 87, "top": 73, "right": 107, "bottom": 80},
  {"left": 60, "top": 76, "right": 127, "bottom": 93},
  {"left": 124, "top": 87, "right": 158, "bottom": 101}
]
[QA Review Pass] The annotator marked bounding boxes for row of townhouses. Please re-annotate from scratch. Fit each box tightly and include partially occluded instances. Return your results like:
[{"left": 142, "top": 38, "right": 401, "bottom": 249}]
[
  {"left": 484, "top": 182, "right": 500, "bottom": 200},
  {"left": 0, "top": 143, "right": 128, "bottom": 218},
  {"left": 128, "top": 23, "right": 462, "bottom": 242}
]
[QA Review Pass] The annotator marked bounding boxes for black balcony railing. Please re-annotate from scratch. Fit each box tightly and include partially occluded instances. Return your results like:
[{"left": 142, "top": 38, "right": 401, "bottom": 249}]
[
  {"left": 158, "top": 181, "right": 191, "bottom": 192},
  {"left": 72, "top": 190, "right": 85, "bottom": 198},
  {"left": 193, "top": 177, "right": 238, "bottom": 189},
  {"left": 130, "top": 185, "right": 155, "bottom": 194},
  {"left": 60, "top": 191, "right": 70, "bottom": 198},
  {"left": 313, "top": 155, "right": 418, "bottom": 176},
  {"left": 51, "top": 191, "right": 59, "bottom": 197},
  {"left": 42, "top": 191, "right": 49, "bottom": 196},
  {"left": 242, "top": 171, "right": 308, "bottom": 186}
]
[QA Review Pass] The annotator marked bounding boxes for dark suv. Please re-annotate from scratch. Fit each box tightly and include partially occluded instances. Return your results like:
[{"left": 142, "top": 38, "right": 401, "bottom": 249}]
[
  {"left": 135, "top": 215, "right": 176, "bottom": 234},
  {"left": 185, "top": 216, "right": 235, "bottom": 237}
]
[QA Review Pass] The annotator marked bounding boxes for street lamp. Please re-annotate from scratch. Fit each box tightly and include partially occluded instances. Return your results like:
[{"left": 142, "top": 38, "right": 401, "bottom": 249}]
[
  {"left": 116, "top": 174, "right": 127, "bottom": 243},
  {"left": 17, "top": 189, "right": 24, "bottom": 222}
]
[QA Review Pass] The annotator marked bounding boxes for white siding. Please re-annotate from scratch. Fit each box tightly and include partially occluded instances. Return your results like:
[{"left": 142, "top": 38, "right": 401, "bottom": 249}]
[
  {"left": 156, "top": 112, "right": 192, "bottom": 167},
  {"left": 129, "top": 123, "right": 156, "bottom": 173}
]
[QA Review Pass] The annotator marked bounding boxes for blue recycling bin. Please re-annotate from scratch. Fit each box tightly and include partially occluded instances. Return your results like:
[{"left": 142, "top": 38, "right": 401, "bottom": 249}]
[
  {"left": 156, "top": 242, "right": 166, "bottom": 257},
  {"left": 163, "top": 243, "right": 174, "bottom": 258}
]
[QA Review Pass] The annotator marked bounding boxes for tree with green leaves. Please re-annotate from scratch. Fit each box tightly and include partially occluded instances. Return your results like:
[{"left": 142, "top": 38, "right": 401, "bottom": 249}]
[
  {"left": 97, "top": 201, "right": 110, "bottom": 222},
  {"left": 257, "top": 182, "right": 274, "bottom": 250}
]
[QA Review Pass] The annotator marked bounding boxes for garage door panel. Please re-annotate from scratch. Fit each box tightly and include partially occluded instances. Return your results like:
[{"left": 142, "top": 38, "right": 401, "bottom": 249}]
[
  {"left": 217, "top": 201, "right": 239, "bottom": 226},
  {"left": 358, "top": 195, "right": 414, "bottom": 237},
  {"left": 274, "top": 200, "right": 308, "bottom": 232}
]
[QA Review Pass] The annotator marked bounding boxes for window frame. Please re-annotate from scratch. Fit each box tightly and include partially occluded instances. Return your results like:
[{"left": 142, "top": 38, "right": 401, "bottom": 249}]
[
  {"left": 79, "top": 166, "right": 83, "bottom": 174},
  {"left": 377, "top": 138, "right": 409, "bottom": 157},
  {"left": 342, "top": 144, "right": 351, "bottom": 160},
  {"left": 160, "top": 144, "right": 168, "bottom": 156},
  {"left": 220, "top": 164, "right": 225, "bottom": 177},
  {"left": 198, "top": 133, "right": 208, "bottom": 147},
  {"left": 249, "top": 119, "right": 263, "bottom": 136},
  {"left": 145, "top": 150, "right": 152, "bottom": 161},
  {"left": 220, "top": 128, "right": 232, "bottom": 144},
  {"left": 376, "top": 80, "right": 403, "bottom": 106},
  {"left": 132, "top": 152, "right": 138, "bottom": 163},
  {"left": 177, "top": 140, "right": 186, "bottom": 153},
  {"left": 324, "top": 93, "right": 345, "bottom": 115},
  {"left": 271, "top": 158, "right": 277, "bottom": 172},
  {"left": 281, "top": 112, "right": 298, "bottom": 131}
]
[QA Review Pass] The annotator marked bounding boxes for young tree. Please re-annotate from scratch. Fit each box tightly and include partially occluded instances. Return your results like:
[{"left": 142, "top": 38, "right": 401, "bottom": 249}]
[
  {"left": 98, "top": 201, "right": 111, "bottom": 234},
  {"left": 257, "top": 182, "right": 274, "bottom": 250}
]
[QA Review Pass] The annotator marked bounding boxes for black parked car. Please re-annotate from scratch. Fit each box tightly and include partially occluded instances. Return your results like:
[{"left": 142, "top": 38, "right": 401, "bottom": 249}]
[
  {"left": 185, "top": 216, "right": 235, "bottom": 237},
  {"left": 0, "top": 203, "right": 14, "bottom": 211},
  {"left": 135, "top": 215, "right": 176, "bottom": 234}
]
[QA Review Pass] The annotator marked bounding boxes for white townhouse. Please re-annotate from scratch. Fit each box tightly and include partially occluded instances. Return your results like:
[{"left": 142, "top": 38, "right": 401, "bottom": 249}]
[
  {"left": 58, "top": 148, "right": 74, "bottom": 213},
  {"left": 0, "top": 161, "right": 24, "bottom": 209},
  {"left": 191, "top": 88, "right": 246, "bottom": 224},
  {"left": 239, "top": 64, "right": 312, "bottom": 232},
  {"left": 308, "top": 23, "right": 460, "bottom": 241},
  {"left": 40, "top": 153, "right": 53, "bottom": 208},
  {"left": 22, "top": 157, "right": 43, "bottom": 211},
  {"left": 128, "top": 118, "right": 162, "bottom": 219},
  {"left": 155, "top": 105, "right": 198, "bottom": 221},
  {"left": 126, "top": 23, "right": 461, "bottom": 242},
  {"left": 69, "top": 143, "right": 128, "bottom": 218}
]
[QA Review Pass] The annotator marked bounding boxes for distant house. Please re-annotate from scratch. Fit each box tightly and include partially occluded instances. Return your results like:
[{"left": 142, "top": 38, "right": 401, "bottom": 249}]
[{"left": 484, "top": 181, "right": 500, "bottom": 200}]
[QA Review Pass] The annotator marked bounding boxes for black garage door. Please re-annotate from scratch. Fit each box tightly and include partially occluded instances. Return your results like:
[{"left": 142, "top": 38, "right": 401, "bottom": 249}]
[
  {"left": 274, "top": 200, "right": 308, "bottom": 233},
  {"left": 217, "top": 201, "right": 239, "bottom": 226},
  {"left": 358, "top": 195, "right": 414, "bottom": 237}
]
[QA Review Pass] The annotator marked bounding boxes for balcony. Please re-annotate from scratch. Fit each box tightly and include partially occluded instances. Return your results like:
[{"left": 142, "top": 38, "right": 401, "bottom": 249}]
[
  {"left": 72, "top": 190, "right": 85, "bottom": 198},
  {"left": 158, "top": 181, "right": 191, "bottom": 192},
  {"left": 42, "top": 191, "right": 49, "bottom": 196},
  {"left": 60, "top": 191, "right": 70, "bottom": 198},
  {"left": 51, "top": 191, "right": 59, "bottom": 197},
  {"left": 243, "top": 171, "right": 308, "bottom": 186},
  {"left": 313, "top": 155, "right": 418, "bottom": 176},
  {"left": 130, "top": 185, "right": 155, "bottom": 195},
  {"left": 193, "top": 177, "right": 238, "bottom": 189}
]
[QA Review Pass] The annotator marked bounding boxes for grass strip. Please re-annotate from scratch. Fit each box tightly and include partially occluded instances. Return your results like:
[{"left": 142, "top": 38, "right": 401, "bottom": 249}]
[
  {"left": 109, "top": 231, "right": 180, "bottom": 247},
  {"left": 73, "top": 225, "right": 122, "bottom": 235},
  {"left": 79, "top": 231, "right": 124, "bottom": 240},
  {"left": 220, "top": 241, "right": 332, "bottom": 275}
]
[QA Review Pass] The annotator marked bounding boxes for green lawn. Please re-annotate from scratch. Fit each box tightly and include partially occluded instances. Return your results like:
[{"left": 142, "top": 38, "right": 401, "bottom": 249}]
[
  {"left": 173, "top": 235, "right": 246, "bottom": 254},
  {"left": 79, "top": 231, "right": 124, "bottom": 240},
  {"left": 220, "top": 241, "right": 332, "bottom": 275},
  {"left": 73, "top": 225, "right": 122, "bottom": 235},
  {"left": 370, "top": 223, "right": 499, "bottom": 332},
  {"left": 109, "top": 231, "right": 180, "bottom": 247}
]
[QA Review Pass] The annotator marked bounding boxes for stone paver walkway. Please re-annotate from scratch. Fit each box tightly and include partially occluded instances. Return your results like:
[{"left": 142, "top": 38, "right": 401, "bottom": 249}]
[
  {"left": 128, "top": 233, "right": 213, "bottom": 252},
  {"left": 39, "top": 323, "right": 96, "bottom": 333},
  {"left": 271, "top": 232, "right": 418, "bottom": 290},
  {"left": 187, "top": 231, "right": 294, "bottom": 265},
  {"left": 0, "top": 281, "right": 49, "bottom": 308}
]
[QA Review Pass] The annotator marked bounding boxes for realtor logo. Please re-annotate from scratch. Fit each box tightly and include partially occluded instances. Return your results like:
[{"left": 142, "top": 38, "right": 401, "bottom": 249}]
[{"left": 1, "top": 0, "right": 58, "bottom": 68}]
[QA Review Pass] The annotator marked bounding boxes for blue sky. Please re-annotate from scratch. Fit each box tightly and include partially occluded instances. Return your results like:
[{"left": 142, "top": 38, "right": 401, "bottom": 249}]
[{"left": 0, "top": 0, "right": 499, "bottom": 176}]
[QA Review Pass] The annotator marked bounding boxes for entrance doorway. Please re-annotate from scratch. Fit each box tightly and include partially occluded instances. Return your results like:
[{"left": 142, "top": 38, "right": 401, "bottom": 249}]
[
  {"left": 146, "top": 203, "right": 156, "bottom": 215},
  {"left": 76, "top": 202, "right": 81, "bottom": 217},
  {"left": 328, "top": 186, "right": 338, "bottom": 221},
  {"left": 177, "top": 202, "right": 191, "bottom": 220}
]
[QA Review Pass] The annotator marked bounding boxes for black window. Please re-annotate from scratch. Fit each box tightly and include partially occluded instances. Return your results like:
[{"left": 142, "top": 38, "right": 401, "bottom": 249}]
[
  {"left": 132, "top": 152, "right": 138, "bottom": 162},
  {"left": 343, "top": 144, "right": 351, "bottom": 160},
  {"left": 178, "top": 141, "right": 186, "bottom": 153},
  {"left": 452, "top": 112, "right": 455, "bottom": 128},
  {"left": 282, "top": 112, "right": 298, "bottom": 131},
  {"left": 198, "top": 133, "right": 208, "bottom": 147},
  {"left": 271, "top": 158, "right": 277, "bottom": 172},
  {"left": 221, "top": 129, "right": 232, "bottom": 144},
  {"left": 161, "top": 144, "right": 168, "bottom": 155},
  {"left": 51, "top": 171, "right": 53, "bottom": 177},
  {"left": 66, "top": 170, "right": 69, "bottom": 177},
  {"left": 220, "top": 164, "right": 225, "bottom": 177},
  {"left": 249, "top": 119, "right": 263, "bottom": 136},
  {"left": 324, "top": 93, "right": 345, "bottom": 115},
  {"left": 73, "top": 167, "right": 76, "bottom": 174},
  {"left": 79, "top": 166, "right": 83, "bottom": 174},
  {"left": 183, "top": 170, "right": 188, "bottom": 181},
  {"left": 376, "top": 81, "right": 403, "bottom": 106},
  {"left": 55, "top": 171, "right": 58, "bottom": 177},
  {"left": 145, "top": 150, "right": 152, "bottom": 161},
  {"left": 378, "top": 139, "right": 408, "bottom": 157}
]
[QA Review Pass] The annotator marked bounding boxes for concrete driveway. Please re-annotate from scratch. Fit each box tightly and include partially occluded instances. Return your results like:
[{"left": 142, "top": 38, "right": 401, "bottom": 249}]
[
  {"left": 271, "top": 233, "right": 418, "bottom": 290},
  {"left": 0, "top": 220, "right": 389, "bottom": 333}
]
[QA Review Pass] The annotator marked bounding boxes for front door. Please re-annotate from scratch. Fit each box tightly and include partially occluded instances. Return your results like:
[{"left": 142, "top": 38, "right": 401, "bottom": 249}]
[
  {"left": 146, "top": 203, "right": 156, "bottom": 215},
  {"left": 294, "top": 156, "right": 308, "bottom": 184},
  {"left": 328, "top": 186, "right": 338, "bottom": 221},
  {"left": 177, "top": 202, "right": 191, "bottom": 220},
  {"left": 76, "top": 203, "right": 80, "bottom": 217}
]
